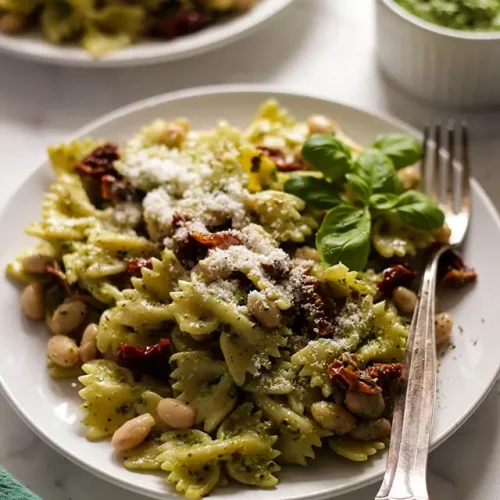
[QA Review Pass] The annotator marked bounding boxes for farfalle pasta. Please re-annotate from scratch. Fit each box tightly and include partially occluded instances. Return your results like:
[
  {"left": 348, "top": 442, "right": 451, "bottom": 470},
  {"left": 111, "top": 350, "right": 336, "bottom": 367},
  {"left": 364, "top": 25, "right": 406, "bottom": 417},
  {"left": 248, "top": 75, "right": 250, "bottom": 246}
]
[
  {"left": 0, "top": 0, "right": 261, "bottom": 58},
  {"left": 8, "top": 100, "right": 472, "bottom": 498}
]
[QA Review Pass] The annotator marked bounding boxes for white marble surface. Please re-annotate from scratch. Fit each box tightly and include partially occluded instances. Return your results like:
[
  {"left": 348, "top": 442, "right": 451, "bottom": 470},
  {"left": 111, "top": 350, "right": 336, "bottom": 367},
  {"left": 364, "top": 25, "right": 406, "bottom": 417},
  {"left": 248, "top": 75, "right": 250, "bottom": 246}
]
[{"left": 0, "top": 1, "right": 499, "bottom": 499}]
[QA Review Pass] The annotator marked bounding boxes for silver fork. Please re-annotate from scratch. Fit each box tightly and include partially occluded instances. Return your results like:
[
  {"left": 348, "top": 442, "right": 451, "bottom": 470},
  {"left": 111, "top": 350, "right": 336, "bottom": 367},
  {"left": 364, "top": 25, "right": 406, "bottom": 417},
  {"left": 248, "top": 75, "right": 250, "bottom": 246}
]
[{"left": 375, "top": 122, "right": 471, "bottom": 500}]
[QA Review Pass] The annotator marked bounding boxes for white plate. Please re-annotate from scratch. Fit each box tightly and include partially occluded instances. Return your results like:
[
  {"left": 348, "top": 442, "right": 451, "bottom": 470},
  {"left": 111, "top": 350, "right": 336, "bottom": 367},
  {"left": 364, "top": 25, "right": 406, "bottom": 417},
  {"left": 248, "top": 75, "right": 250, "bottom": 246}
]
[
  {"left": 0, "top": 1, "right": 294, "bottom": 67},
  {"left": 1, "top": 86, "right": 499, "bottom": 500}
]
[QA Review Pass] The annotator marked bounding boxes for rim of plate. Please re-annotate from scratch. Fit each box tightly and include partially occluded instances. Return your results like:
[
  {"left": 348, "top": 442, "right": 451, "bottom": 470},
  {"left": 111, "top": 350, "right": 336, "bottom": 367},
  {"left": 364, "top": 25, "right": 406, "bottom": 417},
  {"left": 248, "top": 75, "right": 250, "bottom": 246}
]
[
  {"left": 1, "top": 84, "right": 500, "bottom": 499},
  {"left": 0, "top": 0, "right": 295, "bottom": 68},
  {"left": 381, "top": 0, "right": 500, "bottom": 40}
]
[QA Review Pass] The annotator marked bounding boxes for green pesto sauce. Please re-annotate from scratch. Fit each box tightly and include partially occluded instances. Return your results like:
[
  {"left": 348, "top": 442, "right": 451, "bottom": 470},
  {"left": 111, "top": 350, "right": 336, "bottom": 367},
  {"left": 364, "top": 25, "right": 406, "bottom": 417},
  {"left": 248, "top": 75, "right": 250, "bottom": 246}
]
[{"left": 395, "top": 0, "right": 500, "bottom": 31}]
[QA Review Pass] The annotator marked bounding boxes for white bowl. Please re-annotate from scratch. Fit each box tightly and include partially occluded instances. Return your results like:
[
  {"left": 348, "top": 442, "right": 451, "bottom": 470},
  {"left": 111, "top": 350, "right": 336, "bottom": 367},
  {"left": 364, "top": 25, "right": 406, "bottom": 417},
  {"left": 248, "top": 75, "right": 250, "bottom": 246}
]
[
  {"left": 0, "top": 0, "right": 294, "bottom": 67},
  {"left": 1, "top": 85, "right": 500, "bottom": 499},
  {"left": 375, "top": 0, "right": 500, "bottom": 108}
]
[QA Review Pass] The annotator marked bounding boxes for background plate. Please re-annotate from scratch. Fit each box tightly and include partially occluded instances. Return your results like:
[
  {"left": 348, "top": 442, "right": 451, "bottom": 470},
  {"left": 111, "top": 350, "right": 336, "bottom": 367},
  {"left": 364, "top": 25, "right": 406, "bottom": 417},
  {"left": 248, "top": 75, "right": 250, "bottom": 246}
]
[
  {"left": 0, "top": 1, "right": 294, "bottom": 67},
  {"left": 0, "top": 86, "right": 499, "bottom": 499}
]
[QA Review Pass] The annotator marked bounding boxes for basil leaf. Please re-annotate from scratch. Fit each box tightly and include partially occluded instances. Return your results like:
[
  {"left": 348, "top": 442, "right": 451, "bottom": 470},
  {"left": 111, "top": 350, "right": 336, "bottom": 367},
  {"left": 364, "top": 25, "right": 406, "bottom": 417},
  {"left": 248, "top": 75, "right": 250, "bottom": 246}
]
[
  {"left": 371, "top": 133, "right": 423, "bottom": 170},
  {"left": 302, "top": 134, "right": 352, "bottom": 181},
  {"left": 284, "top": 174, "right": 343, "bottom": 209},
  {"left": 352, "top": 148, "right": 399, "bottom": 194},
  {"left": 389, "top": 190, "right": 445, "bottom": 231},
  {"left": 369, "top": 193, "right": 399, "bottom": 211},
  {"left": 346, "top": 173, "right": 372, "bottom": 204},
  {"left": 316, "top": 205, "right": 371, "bottom": 271}
]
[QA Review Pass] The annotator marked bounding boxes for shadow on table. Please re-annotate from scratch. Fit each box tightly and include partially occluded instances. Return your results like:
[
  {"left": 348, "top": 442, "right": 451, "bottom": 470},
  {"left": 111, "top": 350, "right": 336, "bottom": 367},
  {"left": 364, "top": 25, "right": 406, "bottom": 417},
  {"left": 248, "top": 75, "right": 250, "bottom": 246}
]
[{"left": 0, "top": 0, "right": 322, "bottom": 134}]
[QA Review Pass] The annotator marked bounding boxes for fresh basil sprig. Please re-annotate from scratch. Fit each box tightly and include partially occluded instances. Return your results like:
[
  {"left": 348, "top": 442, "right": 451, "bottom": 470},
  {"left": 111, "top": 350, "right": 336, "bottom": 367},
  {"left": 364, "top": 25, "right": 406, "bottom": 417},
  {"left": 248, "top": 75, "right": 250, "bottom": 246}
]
[
  {"left": 284, "top": 175, "right": 342, "bottom": 209},
  {"left": 316, "top": 205, "right": 371, "bottom": 270},
  {"left": 352, "top": 148, "right": 400, "bottom": 195},
  {"left": 386, "top": 190, "right": 445, "bottom": 230},
  {"left": 284, "top": 132, "right": 443, "bottom": 271},
  {"left": 371, "top": 133, "right": 423, "bottom": 170},
  {"left": 301, "top": 134, "right": 352, "bottom": 181}
]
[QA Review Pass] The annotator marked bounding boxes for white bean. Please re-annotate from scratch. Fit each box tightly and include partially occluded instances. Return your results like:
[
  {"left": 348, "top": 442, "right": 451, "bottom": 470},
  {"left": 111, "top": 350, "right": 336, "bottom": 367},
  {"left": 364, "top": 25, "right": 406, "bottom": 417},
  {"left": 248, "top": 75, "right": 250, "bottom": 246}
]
[
  {"left": 435, "top": 312, "right": 453, "bottom": 345},
  {"left": 345, "top": 392, "right": 385, "bottom": 419},
  {"left": 21, "top": 254, "right": 53, "bottom": 274},
  {"left": 295, "top": 246, "right": 320, "bottom": 262},
  {"left": 392, "top": 286, "right": 417, "bottom": 315},
  {"left": 307, "top": 114, "right": 335, "bottom": 135},
  {"left": 311, "top": 401, "right": 356, "bottom": 435},
  {"left": 111, "top": 414, "right": 155, "bottom": 452},
  {"left": 47, "top": 335, "right": 80, "bottom": 368},
  {"left": 21, "top": 282, "right": 45, "bottom": 320},
  {"left": 397, "top": 165, "right": 421, "bottom": 190},
  {"left": 247, "top": 291, "right": 282, "bottom": 328},
  {"left": 433, "top": 224, "right": 452, "bottom": 244},
  {"left": 156, "top": 398, "right": 196, "bottom": 429},
  {"left": 158, "top": 123, "right": 187, "bottom": 148},
  {"left": 80, "top": 324, "right": 98, "bottom": 364},
  {"left": 350, "top": 418, "right": 391, "bottom": 441},
  {"left": 50, "top": 300, "right": 87, "bottom": 336}
]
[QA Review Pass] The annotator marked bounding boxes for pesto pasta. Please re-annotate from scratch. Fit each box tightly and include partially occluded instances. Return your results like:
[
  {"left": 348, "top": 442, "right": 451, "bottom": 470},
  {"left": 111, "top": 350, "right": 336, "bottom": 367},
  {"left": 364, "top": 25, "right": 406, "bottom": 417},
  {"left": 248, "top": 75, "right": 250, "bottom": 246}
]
[
  {"left": 0, "top": 0, "right": 261, "bottom": 58},
  {"left": 8, "top": 100, "right": 473, "bottom": 498}
]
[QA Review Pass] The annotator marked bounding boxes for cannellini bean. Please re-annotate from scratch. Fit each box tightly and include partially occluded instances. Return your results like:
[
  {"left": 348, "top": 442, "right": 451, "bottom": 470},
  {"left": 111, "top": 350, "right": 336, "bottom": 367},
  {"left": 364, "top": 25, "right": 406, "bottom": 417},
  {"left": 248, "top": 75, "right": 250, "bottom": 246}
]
[
  {"left": 111, "top": 414, "right": 155, "bottom": 452},
  {"left": 156, "top": 398, "right": 196, "bottom": 429},
  {"left": 0, "top": 13, "right": 26, "bottom": 34},
  {"left": 174, "top": 117, "right": 191, "bottom": 133},
  {"left": 247, "top": 291, "right": 282, "bottom": 328},
  {"left": 80, "top": 324, "right": 98, "bottom": 363},
  {"left": 435, "top": 312, "right": 453, "bottom": 345},
  {"left": 345, "top": 392, "right": 385, "bottom": 419},
  {"left": 307, "top": 114, "right": 335, "bottom": 135},
  {"left": 21, "top": 282, "right": 45, "bottom": 320},
  {"left": 50, "top": 300, "right": 87, "bottom": 336},
  {"left": 158, "top": 123, "right": 187, "bottom": 148},
  {"left": 392, "top": 286, "right": 417, "bottom": 315},
  {"left": 311, "top": 401, "right": 356, "bottom": 435},
  {"left": 21, "top": 254, "right": 54, "bottom": 274},
  {"left": 433, "top": 224, "right": 452, "bottom": 244},
  {"left": 350, "top": 418, "right": 391, "bottom": 441},
  {"left": 47, "top": 335, "right": 80, "bottom": 368},
  {"left": 397, "top": 165, "right": 421, "bottom": 190},
  {"left": 295, "top": 246, "right": 320, "bottom": 262}
]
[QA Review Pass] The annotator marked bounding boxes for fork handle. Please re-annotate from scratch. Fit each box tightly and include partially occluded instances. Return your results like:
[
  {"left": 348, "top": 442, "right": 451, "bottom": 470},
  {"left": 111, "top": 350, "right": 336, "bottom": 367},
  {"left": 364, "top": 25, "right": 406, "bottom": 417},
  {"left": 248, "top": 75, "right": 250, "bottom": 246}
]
[{"left": 375, "top": 246, "right": 449, "bottom": 500}]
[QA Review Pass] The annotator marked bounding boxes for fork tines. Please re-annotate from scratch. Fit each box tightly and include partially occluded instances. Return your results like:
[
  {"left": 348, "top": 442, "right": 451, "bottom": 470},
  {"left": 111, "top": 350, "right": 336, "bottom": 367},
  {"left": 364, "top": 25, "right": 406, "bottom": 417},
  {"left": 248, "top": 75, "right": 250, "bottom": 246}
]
[{"left": 421, "top": 121, "right": 470, "bottom": 215}]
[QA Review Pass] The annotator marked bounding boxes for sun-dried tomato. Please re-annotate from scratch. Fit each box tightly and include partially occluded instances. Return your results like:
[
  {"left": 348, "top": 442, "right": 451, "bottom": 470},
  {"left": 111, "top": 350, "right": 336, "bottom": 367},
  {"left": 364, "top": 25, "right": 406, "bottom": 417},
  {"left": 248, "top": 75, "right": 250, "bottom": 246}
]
[
  {"left": 45, "top": 262, "right": 74, "bottom": 296},
  {"left": 171, "top": 212, "right": 192, "bottom": 230},
  {"left": 74, "top": 143, "right": 119, "bottom": 178},
  {"left": 298, "top": 274, "right": 336, "bottom": 338},
  {"left": 262, "top": 259, "right": 290, "bottom": 281},
  {"left": 127, "top": 258, "right": 153, "bottom": 278},
  {"left": 257, "top": 146, "right": 306, "bottom": 172},
  {"left": 190, "top": 231, "right": 243, "bottom": 250},
  {"left": 439, "top": 250, "right": 477, "bottom": 287},
  {"left": 366, "top": 363, "right": 403, "bottom": 388},
  {"left": 150, "top": 8, "right": 214, "bottom": 40},
  {"left": 377, "top": 264, "right": 416, "bottom": 296},
  {"left": 116, "top": 339, "right": 171, "bottom": 382},
  {"left": 328, "top": 357, "right": 382, "bottom": 395},
  {"left": 173, "top": 226, "right": 243, "bottom": 270},
  {"left": 101, "top": 175, "right": 140, "bottom": 203}
]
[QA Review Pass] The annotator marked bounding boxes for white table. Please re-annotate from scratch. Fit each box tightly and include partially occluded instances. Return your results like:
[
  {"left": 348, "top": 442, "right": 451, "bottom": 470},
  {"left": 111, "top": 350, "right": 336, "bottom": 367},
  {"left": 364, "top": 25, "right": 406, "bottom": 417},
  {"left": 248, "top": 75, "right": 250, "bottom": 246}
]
[{"left": 0, "top": 1, "right": 499, "bottom": 499}]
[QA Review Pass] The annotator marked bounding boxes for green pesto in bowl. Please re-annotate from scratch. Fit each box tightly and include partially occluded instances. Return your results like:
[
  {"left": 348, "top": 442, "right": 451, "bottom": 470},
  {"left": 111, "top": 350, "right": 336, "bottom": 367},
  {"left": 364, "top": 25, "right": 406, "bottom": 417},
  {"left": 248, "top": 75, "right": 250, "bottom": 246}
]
[{"left": 395, "top": 0, "right": 500, "bottom": 31}]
